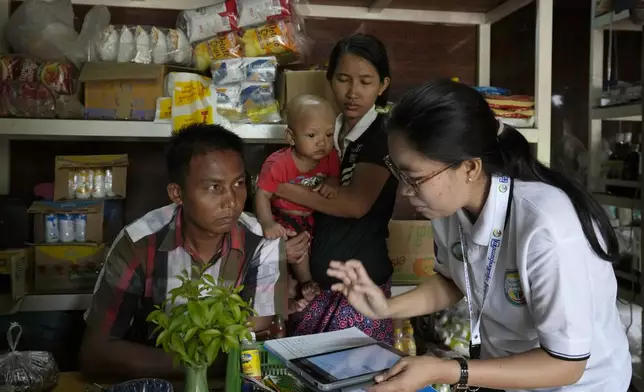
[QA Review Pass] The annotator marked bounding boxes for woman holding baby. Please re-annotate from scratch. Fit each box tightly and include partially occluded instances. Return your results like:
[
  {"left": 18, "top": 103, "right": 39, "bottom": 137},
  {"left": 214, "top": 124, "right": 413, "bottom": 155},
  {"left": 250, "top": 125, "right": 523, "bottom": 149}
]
[{"left": 259, "top": 33, "right": 398, "bottom": 343}]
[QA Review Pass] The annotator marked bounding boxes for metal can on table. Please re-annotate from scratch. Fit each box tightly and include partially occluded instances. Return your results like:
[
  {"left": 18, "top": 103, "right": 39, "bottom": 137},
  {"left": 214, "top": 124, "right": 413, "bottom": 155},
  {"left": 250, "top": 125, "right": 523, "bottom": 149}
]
[
  {"left": 58, "top": 213, "right": 75, "bottom": 243},
  {"left": 45, "top": 213, "right": 59, "bottom": 243},
  {"left": 74, "top": 214, "right": 87, "bottom": 242}
]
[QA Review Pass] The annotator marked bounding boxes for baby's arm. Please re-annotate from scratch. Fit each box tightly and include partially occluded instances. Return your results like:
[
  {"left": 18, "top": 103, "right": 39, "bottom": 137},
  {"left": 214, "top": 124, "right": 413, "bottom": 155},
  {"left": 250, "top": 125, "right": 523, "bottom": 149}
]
[
  {"left": 255, "top": 189, "right": 288, "bottom": 240},
  {"left": 315, "top": 177, "right": 340, "bottom": 198},
  {"left": 291, "top": 252, "right": 312, "bottom": 283}
]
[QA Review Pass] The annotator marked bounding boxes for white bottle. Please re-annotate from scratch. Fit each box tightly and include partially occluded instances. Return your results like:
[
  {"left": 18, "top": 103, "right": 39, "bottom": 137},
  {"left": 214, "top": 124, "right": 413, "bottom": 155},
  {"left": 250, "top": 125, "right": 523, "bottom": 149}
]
[
  {"left": 74, "top": 214, "right": 87, "bottom": 242},
  {"left": 58, "top": 214, "right": 75, "bottom": 243},
  {"left": 45, "top": 213, "right": 59, "bottom": 243}
]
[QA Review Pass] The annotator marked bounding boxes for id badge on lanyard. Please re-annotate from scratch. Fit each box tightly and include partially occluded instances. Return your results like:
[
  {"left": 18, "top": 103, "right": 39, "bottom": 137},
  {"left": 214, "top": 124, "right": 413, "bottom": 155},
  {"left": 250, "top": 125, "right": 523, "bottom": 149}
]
[{"left": 459, "top": 175, "right": 513, "bottom": 360}]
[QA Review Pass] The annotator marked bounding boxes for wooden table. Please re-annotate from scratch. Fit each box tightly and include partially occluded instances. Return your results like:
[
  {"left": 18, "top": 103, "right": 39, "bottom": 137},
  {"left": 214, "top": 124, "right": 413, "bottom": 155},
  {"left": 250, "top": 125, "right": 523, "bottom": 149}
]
[{"left": 54, "top": 372, "right": 226, "bottom": 392}]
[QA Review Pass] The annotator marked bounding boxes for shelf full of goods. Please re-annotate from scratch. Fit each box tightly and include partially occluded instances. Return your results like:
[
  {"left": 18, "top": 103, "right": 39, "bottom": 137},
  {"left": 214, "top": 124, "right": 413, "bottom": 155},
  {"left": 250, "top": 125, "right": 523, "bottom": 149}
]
[{"left": 0, "top": 0, "right": 308, "bottom": 138}]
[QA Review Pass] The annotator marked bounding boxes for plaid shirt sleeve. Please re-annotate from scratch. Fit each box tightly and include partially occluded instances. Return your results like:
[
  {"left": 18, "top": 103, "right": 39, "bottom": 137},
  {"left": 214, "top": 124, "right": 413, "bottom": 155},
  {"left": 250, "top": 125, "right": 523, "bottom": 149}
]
[
  {"left": 85, "top": 230, "right": 145, "bottom": 338},
  {"left": 243, "top": 237, "right": 288, "bottom": 317}
]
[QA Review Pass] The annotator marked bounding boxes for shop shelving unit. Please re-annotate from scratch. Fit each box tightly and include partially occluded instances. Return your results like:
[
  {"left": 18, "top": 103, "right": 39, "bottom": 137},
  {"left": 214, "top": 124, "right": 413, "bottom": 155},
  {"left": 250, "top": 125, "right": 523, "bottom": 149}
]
[
  {"left": 0, "top": 0, "right": 553, "bottom": 311},
  {"left": 587, "top": 2, "right": 643, "bottom": 389}
]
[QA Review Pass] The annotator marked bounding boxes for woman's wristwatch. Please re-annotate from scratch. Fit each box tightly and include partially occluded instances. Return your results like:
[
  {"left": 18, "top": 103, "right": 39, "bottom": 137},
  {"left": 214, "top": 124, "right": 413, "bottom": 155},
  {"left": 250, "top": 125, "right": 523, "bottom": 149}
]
[{"left": 451, "top": 357, "right": 472, "bottom": 391}]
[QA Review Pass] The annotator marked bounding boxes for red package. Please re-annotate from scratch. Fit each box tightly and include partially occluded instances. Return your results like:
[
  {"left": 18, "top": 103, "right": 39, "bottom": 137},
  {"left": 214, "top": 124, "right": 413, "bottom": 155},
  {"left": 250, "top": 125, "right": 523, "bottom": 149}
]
[
  {"left": 18, "top": 58, "right": 39, "bottom": 83},
  {"left": 38, "top": 62, "right": 75, "bottom": 95},
  {"left": 0, "top": 56, "right": 22, "bottom": 82},
  {"left": 237, "top": 0, "right": 292, "bottom": 28},
  {"left": 0, "top": 81, "right": 57, "bottom": 118}
]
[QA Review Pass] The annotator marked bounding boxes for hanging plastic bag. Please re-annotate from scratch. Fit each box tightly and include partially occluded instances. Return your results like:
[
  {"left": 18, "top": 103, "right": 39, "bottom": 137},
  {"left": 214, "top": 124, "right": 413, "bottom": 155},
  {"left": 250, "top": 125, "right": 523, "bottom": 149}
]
[
  {"left": 177, "top": 1, "right": 239, "bottom": 44},
  {"left": 0, "top": 322, "right": 60, "bottom": 392},
  {"left": 236, "top": 0, "right": 293, "bottom": 29},
  {"left": 6, "top": 0, "right": 110, "bottom": 68}
]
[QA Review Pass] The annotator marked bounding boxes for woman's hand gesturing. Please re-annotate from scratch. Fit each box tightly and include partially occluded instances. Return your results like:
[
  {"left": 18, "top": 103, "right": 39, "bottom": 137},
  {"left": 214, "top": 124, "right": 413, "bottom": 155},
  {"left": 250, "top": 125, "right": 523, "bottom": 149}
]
[{"left": 327, "top": 260, "right": 389, "bottom": 320}]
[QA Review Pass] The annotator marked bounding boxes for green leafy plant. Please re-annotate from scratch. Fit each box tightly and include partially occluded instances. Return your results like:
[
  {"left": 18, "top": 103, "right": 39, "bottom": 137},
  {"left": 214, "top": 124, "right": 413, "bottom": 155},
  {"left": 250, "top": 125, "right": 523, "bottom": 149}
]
[{"left": 147, "top": 265, "right": 256, "bottom": 369}]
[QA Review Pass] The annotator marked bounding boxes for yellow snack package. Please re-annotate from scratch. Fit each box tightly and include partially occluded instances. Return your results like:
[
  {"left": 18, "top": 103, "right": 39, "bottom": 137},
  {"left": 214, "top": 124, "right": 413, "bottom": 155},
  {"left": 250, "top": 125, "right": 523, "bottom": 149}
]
[
  {"left": 193, "top": 32, "right": 243, "bottom": 71},
  {"left": 241, "top": 20, "right": 299, "bottom": 58},
  {"left": 166, "top": 72, "right": 217, "bottom": 132}
]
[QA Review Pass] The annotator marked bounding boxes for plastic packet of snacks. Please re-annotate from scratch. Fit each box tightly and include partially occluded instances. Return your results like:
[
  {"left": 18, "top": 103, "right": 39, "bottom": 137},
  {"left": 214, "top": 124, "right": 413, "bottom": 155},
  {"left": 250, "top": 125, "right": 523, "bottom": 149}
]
[
  {"left": 155, "top": 97, "right": 172, "bottom": 123},
  {"left": 177, "top": 0, "right": 239, "bottom": 44},
  {"left": 193, "top": 32, "right": 243, "bottom": 71},
  {"left": 239, "top": 81, "right": 281, "bottom": 124},
  {"left": 236, "top": 0, "right": 293, "bottom": 29},
  {"left": 166, "top": 72, "right": 217, "bottom": 132},
  {"left": 241, "top": 20, "right": 302, "bottom": 58},
  {"left": 97, "top": 25, "right": 191, "bottom": 66},
  {"left": 215, "top": 84, "right": 243, "bottom": 122},
  {"left": 244, "top": 56, "right": 277, "bottom": 82},
  {"left": 211, "top": 58, "right": 245, "bottom": 85}
]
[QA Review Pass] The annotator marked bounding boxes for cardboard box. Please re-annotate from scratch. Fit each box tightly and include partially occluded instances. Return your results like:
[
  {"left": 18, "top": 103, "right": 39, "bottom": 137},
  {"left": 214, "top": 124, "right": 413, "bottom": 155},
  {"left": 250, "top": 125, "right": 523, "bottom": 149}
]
[
  {"left": 80, "top": 62, "right": 192, "bottom": 120},
  {"left": 0, "top": 249, "right": 28, "bottom": 314},
  {"left": 29, "top": 200, "right": 105, "bottom": 244},
  {"left": 54, "top": 154, "right": 129, "bottom": 201},
  {"left": 276, "top": 70, "right": 340, "bottom": 119},
  {"left": 388, "top": 220, "right": 436, "bottom": 284},
  {"left": 34, "top": 244, "right": 105, "bottom": 293}
]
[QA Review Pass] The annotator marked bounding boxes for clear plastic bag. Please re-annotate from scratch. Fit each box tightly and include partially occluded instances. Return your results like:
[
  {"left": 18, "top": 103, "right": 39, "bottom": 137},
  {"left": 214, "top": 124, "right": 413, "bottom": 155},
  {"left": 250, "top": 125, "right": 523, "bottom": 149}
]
[
  {"left": 0, "top": 323, "right": 60, "bottom": 392},
  {"left": 177, "top": 1, "right": 239, "bottom": 44},
  {"left": 94, "top": 25, "right": 192, "bottom": 66},
  {"left": 236, "top": 0, "right": 293, "bottom": 29},
  {"left": 211, "top": 58, "right": 245, "bottom": 85},
  {"left": 6, "top": 0, "right": 109, "bottom": 68},
  {"left": 239, "top": 82, "right": 281, "bottom": 124}
]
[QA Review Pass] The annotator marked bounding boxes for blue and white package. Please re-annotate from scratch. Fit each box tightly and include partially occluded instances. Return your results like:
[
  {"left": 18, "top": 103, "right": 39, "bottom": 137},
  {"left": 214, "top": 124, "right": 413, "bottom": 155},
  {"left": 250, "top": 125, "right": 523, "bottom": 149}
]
[{"left": 244, "top": 56, "right": 278, "bottom": 82}]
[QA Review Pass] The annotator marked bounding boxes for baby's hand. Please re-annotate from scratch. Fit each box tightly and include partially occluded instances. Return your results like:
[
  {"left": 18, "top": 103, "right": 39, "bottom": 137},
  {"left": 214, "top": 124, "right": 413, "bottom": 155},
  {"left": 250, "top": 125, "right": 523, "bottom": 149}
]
[
  {"left": 316, "top": 183, "right": 338, "bottom": 199},
  {"left": 300, "top": 281, "right": 321, "bottom": 302},
  {"left": 262, "top": 222, "right": 288, "bottom": 240}
]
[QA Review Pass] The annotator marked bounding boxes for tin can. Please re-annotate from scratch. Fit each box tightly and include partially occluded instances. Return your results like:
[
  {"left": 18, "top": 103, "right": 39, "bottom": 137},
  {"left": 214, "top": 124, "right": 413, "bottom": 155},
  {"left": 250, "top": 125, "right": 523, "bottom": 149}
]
[{"left": 45, "top": 213, "right": 59, "bottom": 243}]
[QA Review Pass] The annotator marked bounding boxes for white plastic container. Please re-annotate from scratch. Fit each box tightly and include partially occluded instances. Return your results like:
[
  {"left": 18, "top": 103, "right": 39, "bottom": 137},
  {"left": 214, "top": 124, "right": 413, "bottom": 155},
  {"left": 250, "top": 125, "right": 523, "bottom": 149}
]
[
  {"left": 58, "top": 214, "right": 75, "bottom": 243},
  {"left": 74, "top": 214, "right": 87, "bottom": 242},
  {"left": 45, "top": 213, "right": 59, "bottom": 243}
]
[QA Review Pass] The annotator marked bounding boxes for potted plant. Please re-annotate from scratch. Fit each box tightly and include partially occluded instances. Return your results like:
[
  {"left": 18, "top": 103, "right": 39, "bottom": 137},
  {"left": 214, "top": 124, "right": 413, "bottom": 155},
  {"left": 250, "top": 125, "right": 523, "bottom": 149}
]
[{"left": 147, "top": 266, "right": 256, "bottom": 392}]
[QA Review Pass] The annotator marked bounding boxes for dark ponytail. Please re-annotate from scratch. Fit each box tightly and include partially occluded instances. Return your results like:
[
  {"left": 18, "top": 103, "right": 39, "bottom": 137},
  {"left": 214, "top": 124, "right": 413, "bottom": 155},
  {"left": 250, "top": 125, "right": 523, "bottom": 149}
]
[
  {"left": 387, "top": 80, "right": 619, "bottom": 262},
  {"left": 326, "top": 34, "right": 391, "bottom": 107}
]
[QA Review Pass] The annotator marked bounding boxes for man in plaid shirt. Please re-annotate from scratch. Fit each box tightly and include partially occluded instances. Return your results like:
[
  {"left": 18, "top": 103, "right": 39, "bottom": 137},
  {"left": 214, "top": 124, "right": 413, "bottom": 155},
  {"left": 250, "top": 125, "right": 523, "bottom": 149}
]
[{"left": 79, "top": 124, "right": 310, "bottom": 379}]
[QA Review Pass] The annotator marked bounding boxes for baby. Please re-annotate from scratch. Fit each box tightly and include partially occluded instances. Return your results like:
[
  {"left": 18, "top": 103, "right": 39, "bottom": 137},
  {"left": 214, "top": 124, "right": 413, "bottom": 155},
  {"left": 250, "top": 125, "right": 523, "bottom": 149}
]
[{"left": 255, "top": 94, "right": 340, "bottom": 312}]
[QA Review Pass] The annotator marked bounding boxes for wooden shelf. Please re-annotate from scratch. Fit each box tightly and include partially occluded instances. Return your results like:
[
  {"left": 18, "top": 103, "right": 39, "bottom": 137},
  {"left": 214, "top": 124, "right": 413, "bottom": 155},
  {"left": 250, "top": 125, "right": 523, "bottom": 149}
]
[
  {"left": 0, "top": 119, "right": 287, "bottom": 143},
  {"left": 592, "top": 103, "right": 642, "bottom": 121}
]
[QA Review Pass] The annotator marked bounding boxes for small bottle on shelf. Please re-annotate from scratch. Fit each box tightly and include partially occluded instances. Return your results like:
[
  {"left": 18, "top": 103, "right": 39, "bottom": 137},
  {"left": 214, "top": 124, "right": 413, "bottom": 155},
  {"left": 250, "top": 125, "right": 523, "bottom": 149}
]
[
  {"left": 394, "top": 326, "right": 404, "bottom": 352},
  {"left": 402, "top": 319, "right": 417, "bottom": 356},
  {"left": 269, "top": 314, "right": 286, "bottom": 339}
]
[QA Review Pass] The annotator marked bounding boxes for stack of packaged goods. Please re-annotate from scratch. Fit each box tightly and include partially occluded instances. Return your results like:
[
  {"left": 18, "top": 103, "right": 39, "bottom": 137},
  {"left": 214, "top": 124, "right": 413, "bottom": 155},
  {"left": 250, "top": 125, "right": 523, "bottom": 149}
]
[
  {"left": 475, "top": 86, "right": 535, "bottom": 129},
  {"left": 153, "top": 0, "right": 307, "bottom": 131},
  {"left": 27, "top": 155, "right": 128, "bottom": 294}
]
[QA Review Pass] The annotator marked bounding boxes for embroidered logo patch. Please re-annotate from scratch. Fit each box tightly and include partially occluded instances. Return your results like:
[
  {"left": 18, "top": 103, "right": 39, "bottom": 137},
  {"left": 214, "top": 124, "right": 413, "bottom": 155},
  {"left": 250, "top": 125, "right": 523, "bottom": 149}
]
[
  {"left": 450, "top": 242, "right": 463, "bottom": 262},
  {"left": 504, "top": 269, "right": 526, "bottom": 306},
  {"left": 492, "top": 229, "right": 502, "bottom": 237},
  {"left": 498, "top": 184, "right": 509, "bottom": 193}
]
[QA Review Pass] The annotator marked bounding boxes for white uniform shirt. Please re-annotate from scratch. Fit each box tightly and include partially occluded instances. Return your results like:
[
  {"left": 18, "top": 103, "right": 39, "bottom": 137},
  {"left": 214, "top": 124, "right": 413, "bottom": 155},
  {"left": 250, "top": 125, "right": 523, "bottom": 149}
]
[{"left": 432, "top": 178, "right": 631, "bottom": 392}]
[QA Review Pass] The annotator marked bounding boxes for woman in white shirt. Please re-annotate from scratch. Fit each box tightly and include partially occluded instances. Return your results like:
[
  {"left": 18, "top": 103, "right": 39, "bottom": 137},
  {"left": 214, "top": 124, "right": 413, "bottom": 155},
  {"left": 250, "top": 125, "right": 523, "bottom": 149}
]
[{"left": 327, "top": 80, "right": 631, "bottom": 392}]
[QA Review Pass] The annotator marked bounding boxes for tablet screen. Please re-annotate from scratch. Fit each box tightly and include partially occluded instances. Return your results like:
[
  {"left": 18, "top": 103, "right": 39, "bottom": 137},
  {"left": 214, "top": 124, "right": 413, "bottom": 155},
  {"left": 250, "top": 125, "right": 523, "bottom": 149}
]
[{"left": 304, "top": 344, "right": 402, "bottom": 381}]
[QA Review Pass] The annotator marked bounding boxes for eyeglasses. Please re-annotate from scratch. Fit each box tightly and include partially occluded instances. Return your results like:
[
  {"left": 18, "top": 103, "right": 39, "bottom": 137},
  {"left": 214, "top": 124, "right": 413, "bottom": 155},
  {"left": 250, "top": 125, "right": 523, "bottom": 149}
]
[{"left": 384, "top": 155, "right": 455, "bottom": 194}]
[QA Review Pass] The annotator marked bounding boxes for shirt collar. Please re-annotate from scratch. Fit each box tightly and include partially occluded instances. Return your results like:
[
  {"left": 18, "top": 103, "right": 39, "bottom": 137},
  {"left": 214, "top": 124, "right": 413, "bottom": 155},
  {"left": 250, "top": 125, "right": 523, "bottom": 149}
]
[
  {"left": 456, "top": 175, "right": 499, "bottom": 246},
  {"left": 334, "top": 105, "right": 378, "bottom": 154},
  {"left": 159, "top": 205, "right": 245, "bottom": 258}
]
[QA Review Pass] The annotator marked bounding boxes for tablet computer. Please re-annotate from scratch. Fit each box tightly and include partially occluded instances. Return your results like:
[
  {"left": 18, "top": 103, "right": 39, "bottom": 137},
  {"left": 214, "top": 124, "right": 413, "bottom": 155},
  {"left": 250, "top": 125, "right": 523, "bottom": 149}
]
[{"left": 288, "top": 342, "right": 406, "bottom": 391}]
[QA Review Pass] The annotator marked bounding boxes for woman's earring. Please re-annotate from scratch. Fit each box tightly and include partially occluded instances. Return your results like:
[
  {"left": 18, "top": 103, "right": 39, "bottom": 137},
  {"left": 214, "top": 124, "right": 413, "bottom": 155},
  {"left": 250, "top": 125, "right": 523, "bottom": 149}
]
[{"left": 467, "top": 178, "right": 473, "bottom": 183}]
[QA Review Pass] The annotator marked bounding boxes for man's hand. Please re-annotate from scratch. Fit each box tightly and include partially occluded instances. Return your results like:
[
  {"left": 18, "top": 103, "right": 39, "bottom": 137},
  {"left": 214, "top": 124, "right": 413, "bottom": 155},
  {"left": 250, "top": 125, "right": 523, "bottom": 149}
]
[
  {"left": 369, "top": 356, "right": 456, "bottom": 392},
  {"left": 314, "top": 183, "right": 338, "bottom": 198},
  {"left": 285, "top": 231, "right": 310, "bottom": 265}
]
